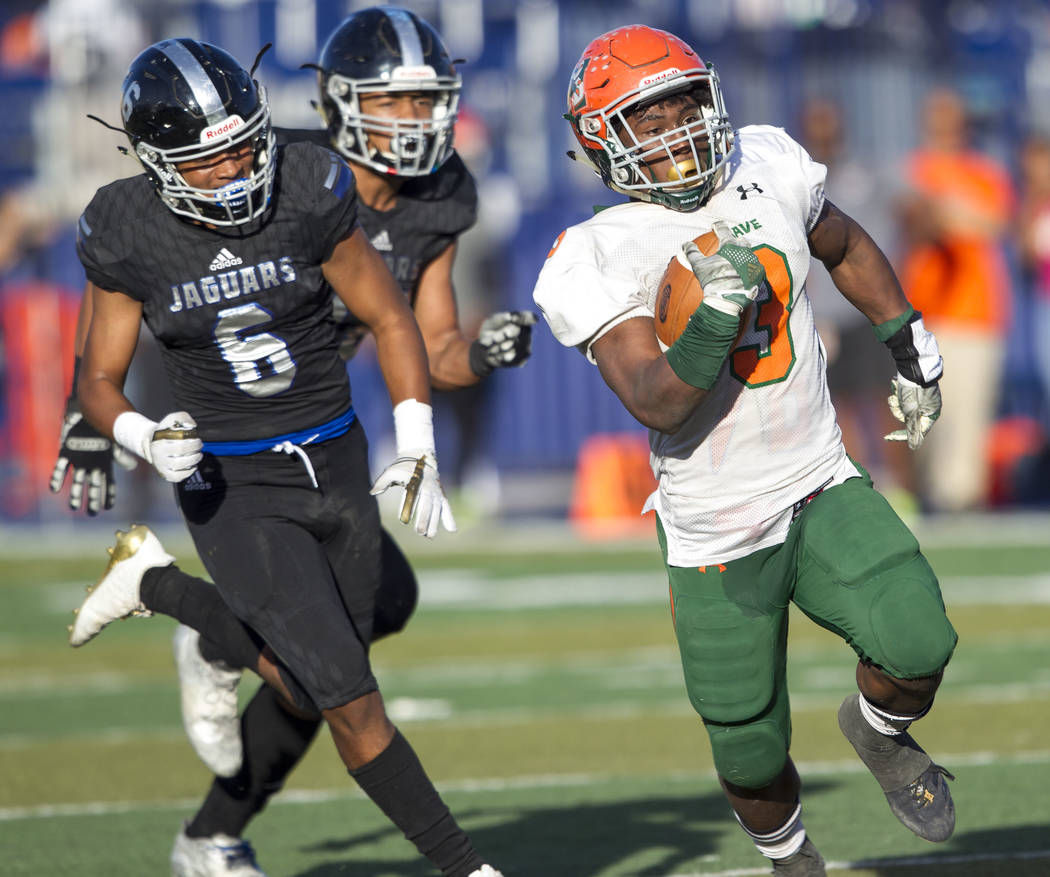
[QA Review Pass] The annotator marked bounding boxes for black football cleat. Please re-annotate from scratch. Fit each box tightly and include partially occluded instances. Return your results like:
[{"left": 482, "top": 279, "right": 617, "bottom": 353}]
[
  {"left": 771, "top": 837, "right": 826, "bottom": 876},
  {"left": 838, "top": 693, "right": 955, "bottom": 842}
]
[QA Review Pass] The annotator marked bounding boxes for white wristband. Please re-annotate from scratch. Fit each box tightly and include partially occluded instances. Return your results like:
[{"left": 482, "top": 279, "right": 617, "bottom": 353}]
[
  {"left": 113, "top": 410, "right": 158, "bottom": 463},
  {"left": 392, "top": 398, "right": 435, "bottom": 456},
  {"left": 909, "top": 315, "right": 944, "bottom": 384}
]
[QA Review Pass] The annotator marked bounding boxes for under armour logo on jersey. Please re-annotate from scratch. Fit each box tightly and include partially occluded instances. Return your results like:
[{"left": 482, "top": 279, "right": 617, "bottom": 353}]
[
  {"left": 370, "top": 230, "right": 393, "bottom": 252},
  {"left": 209, "top": 247, "right": 243, "bottom": 271},
  {"left": 737, "top": 183, "right": 764, "bottom": 199}
]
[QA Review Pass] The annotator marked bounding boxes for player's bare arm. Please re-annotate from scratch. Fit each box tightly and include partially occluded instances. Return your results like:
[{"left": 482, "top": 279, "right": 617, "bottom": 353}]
[
  {"left": 324, "top": 226, "right": 431, "bottom": 407},
  {"left": 410, "top": 241, "right": 480, "bottom": 389},
  {"left": 75, "top": 281, "right": 95, "bottom": 354},
  {"left": 808, "top": 200, "right": 910, "bottom": 324},
  {"left": 810, "top": 199, "right": 943, "bottom": 448},
  {"left": 49, "top": 281, "right": 137, "bottom": 514},
  {"left": 591, "top": 316, "right": 708, "bottom": 435},
  {"left": 78, "top": 284, "right": 143, "bottom": 436},
  {"left": 327, "top": 225, "right": 454, "bottom": 537},
  {"left": 80, "top": 284, "right": 201, "bottom": 482}
]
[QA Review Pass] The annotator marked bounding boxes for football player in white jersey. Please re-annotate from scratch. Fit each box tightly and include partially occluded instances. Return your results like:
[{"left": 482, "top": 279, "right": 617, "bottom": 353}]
[{"left": 534, "top": 25, "right": 955, "bottom": 876}]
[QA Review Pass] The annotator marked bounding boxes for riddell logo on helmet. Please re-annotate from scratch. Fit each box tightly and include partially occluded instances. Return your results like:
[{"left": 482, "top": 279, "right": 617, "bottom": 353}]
[
  {"left": 639, "top": 68, "right": 682, "bottom": 89},
  {"left": 199, "top": 115, "right": 245, "bottom": 144},
  {"left": 392, "top": 65, "right": 437, "bottom": 80}
]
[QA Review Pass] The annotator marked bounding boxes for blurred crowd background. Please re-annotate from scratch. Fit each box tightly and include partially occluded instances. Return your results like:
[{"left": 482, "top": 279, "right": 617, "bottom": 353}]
[{"left": 3, "top": 0, "right": 1050, "bottom": 529}]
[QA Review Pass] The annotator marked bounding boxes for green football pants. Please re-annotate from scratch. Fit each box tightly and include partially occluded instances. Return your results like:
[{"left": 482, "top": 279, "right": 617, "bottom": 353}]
[{"left": 658, "top": 471, "right": 957, "bottom": 789}]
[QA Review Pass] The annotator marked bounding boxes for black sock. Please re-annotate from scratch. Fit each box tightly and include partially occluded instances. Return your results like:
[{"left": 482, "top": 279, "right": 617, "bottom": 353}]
[
  {"left": 186, "top": 684, "right": 321, "bottom": 839},
  {"left": 140, "top": 566, "right": 264, "bottom": 670},
  {"left": 349, "top": 730, "right": 483, "bottom": 877}
]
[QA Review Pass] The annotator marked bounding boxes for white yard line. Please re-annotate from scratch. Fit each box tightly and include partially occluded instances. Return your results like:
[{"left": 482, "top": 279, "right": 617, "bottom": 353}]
[
  {"left": 3, "top": 673, "right": 1049, "bottom": 748},
  {"left": 3, "top": 749, "right": 1049, "bottom": 823},
  {"left": 4, "top": 510, "right": 1050, "bottom": 559}
]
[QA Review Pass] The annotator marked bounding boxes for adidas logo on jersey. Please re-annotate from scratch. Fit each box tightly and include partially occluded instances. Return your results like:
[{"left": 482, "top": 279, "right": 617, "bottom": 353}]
[
  {"left": 209, "top": 248, "right": 243, "bottom": 271},
  {"left": 182, "top": 469, "right": 212, "bottom": 492},
  {"left": 370, "top": 230, "right": 393, "bottom": 252}
]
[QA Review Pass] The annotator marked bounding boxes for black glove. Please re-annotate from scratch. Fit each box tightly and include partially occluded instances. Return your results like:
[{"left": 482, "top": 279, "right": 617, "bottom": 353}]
[
  {"left": 49, "top": 396, "right": 136, "bottom": 514},
  {"left": 468, "top": 311, "right": 539, "bottom": 377}
]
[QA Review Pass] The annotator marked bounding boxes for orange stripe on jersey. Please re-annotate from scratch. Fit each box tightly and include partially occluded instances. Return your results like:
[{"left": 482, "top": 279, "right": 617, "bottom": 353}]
[{"left": 547, "top": 230, "right": 566, "bottom": 258}]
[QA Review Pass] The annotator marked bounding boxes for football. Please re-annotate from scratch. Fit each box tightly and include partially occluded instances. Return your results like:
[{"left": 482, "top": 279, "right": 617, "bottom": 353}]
[{"left": 653, "top": 229, "right": 720, "bottom": 346}]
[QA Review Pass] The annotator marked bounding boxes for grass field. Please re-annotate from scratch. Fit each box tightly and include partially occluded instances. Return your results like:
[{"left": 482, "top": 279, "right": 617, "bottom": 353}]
[{"left": 1, "top": 513, "right": 1049, "bottom": 876}]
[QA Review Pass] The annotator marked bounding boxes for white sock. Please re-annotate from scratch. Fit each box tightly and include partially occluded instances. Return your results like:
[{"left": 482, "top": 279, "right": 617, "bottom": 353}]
[
  {"left": 859, "top": 693, "right": 932, "bottom": 736},
  {"left": 736, "top": 802, "right": 806, "bottom": 860}
]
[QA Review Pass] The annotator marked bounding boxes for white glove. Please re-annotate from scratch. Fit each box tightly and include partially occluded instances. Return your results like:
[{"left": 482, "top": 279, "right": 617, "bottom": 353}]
[
  {"left": 681, "top": 220, "right": 766, "bottom": 317},
  {"left": 370, "top": 399, "right": 456, "bottom": 538},
  {"left": 885, "top": 375, "right": 942, "bottom": 450},
  {"left": 469, "top": 311, "right": 539, "bottom": 376},
  {"left": 113, "top": 410, "right": 203, "bottom": 482},
  {"left": 371, "top": 452, "right": 456, "bottom": 538}
]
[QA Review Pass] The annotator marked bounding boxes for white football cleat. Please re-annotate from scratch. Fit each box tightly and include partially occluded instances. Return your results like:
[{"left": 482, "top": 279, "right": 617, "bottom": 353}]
[
  {"left": 69, "top": 524, "right": 174, "bottom": 647},
  {"left": 171, "top": 824, "right": 266, "bottom": 876},
  {"left": 467, "top": 868, "right": 505, "bottom": 877},
  {"left": 174, "top": 624, "right": 243, "bottom": 777}
]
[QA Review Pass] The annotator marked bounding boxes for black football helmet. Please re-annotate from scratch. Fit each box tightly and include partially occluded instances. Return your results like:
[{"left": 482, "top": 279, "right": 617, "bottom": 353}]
[
  {"left": 317, "top": 7, "right": 460, "bottom": 177},
  {"left": 121, "top": 38, "right": 276, "bottom": 226}
]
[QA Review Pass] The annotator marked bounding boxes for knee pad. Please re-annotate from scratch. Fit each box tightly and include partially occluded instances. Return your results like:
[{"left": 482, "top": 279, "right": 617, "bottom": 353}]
[
  {"left": 675, "top": 593, "right": 786, "bottom": 724},
  {"left": 706, "top": 714, "right": 789, "bottom": 790},
  {"left": 798, "top": 479, "right": 957, "bottom": 678},
  {"left": 867, "top": 554, "right": 958, "bottom": 678},
  {"left": 674, "top": 590, "right": 792, "bottom": 790}
]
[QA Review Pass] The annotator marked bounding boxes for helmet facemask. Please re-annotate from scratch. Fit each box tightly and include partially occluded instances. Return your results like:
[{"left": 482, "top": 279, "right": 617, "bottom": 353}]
[
  {"left": 132, "top": 93, "right": 276, "bottom": 227},
  {"left": 322, "top": 72, "right": 460, "bottom": 177}
]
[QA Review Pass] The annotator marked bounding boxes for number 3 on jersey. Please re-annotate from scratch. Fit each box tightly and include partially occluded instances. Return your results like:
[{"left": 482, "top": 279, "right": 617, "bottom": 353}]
[
  {"left": 214, "top": 302, "right": 297, "bottom": 397},
  {"left": 729, "top": 244, "right": 794, "bottom": 386}
]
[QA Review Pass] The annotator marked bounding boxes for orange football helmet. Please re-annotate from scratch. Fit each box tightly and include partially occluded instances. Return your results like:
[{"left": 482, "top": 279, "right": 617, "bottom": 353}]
[{"left": 566, "top": 25, "right": 733, "bottom": 212}]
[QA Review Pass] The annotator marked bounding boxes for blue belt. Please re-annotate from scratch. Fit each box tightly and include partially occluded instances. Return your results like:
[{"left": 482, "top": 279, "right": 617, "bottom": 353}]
[{"left": 201, "top": 408, "right": 356, "bottom": 456}]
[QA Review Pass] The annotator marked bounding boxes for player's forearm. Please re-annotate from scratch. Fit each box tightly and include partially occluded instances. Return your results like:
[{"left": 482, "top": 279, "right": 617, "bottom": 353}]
[
  {"left": 598, "top": 346, "right": 706, "bottom": 434},
  {"left": 816, "top": 214, "right": 909, "bottom": 326},
  {"left": 634, "top": 361, "right": 709, "bottom": 434},
  {"left": 373, "top": 319, "right": 433, "bottom": 406},
  {"left": 424, "top": 329, "right": 482, "bottom": 390},
  {"left": 78, "top": 373, "right": 136, "bottom": 439},
  {"left": 829, "top": 239, "right": 911, "bottom": 326}
]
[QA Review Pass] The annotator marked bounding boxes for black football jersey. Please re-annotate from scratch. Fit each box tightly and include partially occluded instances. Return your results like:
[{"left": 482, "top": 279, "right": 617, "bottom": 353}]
[
  {"left": 275, "top": 127, "right": 478, "bottom": 357},
  {"left": 76, "top": 141, "right": 360, "bottom": 442}
]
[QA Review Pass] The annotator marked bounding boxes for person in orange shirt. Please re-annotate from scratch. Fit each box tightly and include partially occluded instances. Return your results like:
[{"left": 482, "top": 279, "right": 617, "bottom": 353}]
[
  {"left": 1018, "top": 134, "right": 1050, "bottom": 416},
  {"left": 897, "top": 87, "right": 1015, "bottom": 512}
]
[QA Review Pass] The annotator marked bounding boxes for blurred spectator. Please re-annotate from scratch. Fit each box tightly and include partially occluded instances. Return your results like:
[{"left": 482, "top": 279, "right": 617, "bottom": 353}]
[
  {"left": 1018, "top": 133, "right": 1050, "bottom": 421},
  {"left": 0, "top": 0, "right": 178, "bottom": 521},
  {"left": 799, "top": 97, "right": 911, "bottom": 502},
  {"left": 0, "top": 0, "right": 143, "bottom": 273},
  {"left": 895, "top": 87, "right": 1015, "bottom": 513}
]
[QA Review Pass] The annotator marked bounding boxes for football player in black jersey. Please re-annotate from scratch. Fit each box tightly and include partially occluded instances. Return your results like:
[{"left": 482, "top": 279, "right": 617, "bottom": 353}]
[{"left": 70, "top": 36, "right": 503, "bottom": 877}]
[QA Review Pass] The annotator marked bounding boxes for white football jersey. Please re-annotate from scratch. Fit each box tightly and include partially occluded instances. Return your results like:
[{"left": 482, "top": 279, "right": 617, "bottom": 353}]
[{"left": 534, "top": 125, "right": 860, "bottom": 566}]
